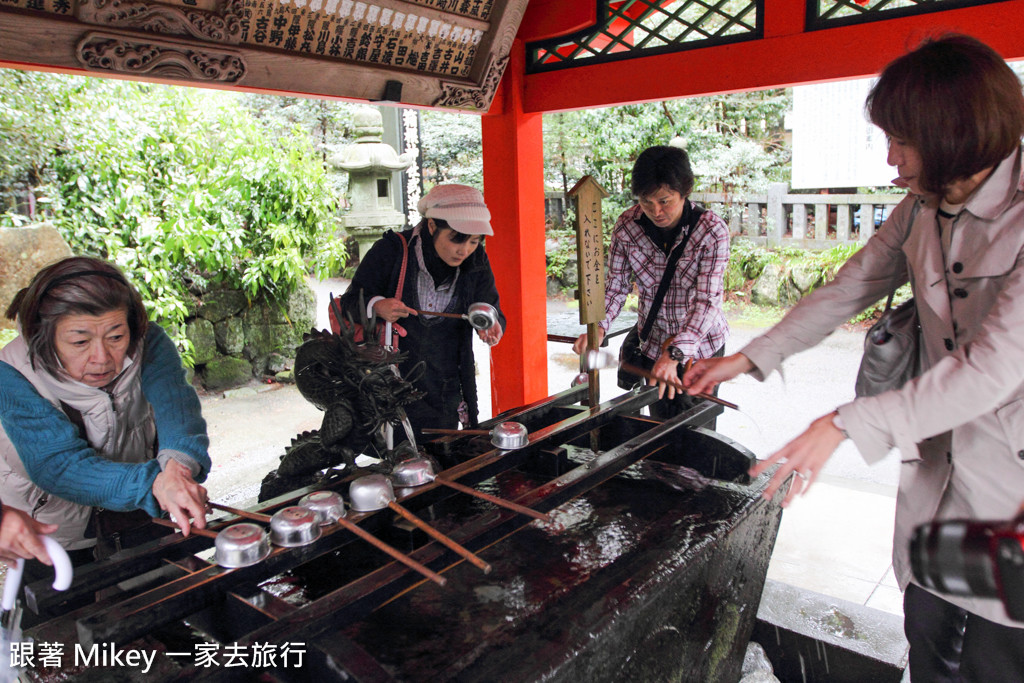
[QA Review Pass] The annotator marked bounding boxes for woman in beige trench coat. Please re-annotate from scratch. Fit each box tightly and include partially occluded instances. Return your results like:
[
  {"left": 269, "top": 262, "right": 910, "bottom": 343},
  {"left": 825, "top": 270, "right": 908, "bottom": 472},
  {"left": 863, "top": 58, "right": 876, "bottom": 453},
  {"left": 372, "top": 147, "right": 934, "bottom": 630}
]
[{"left": 685, "top": 34, "right": 1024, "bottom": 681}]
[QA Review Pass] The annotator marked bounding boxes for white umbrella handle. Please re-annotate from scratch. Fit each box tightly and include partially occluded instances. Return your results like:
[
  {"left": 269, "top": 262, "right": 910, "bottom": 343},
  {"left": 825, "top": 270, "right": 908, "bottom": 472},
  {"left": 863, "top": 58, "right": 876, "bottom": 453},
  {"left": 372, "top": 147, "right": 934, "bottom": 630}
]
[{"left": 2, "top": 536, "right": 73, "bottom": 611}]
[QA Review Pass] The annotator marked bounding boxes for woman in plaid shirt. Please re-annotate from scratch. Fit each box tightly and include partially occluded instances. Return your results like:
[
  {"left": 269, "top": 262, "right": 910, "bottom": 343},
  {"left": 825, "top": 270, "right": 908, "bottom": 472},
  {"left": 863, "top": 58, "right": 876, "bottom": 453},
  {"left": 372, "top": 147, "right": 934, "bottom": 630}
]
[{"left": 574, "top": 145, "right": 730, "bottom": 421}]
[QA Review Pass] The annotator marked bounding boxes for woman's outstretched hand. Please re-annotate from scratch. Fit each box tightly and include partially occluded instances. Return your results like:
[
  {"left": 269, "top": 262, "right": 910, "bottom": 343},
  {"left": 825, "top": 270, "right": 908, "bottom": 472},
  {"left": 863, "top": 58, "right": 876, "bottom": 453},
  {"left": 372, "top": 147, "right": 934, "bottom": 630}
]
[
  {"left": 682, "top": 353, "right": 754, "bottom": 395},
  {"left": 478, "top": 324, "right": 503, "bottom": 346},
  {"left": 750, "top": 411, "right": 846, "bottom": 507},
  {"left": 152, "top": 460, "right": 210, "bottom": 536}
]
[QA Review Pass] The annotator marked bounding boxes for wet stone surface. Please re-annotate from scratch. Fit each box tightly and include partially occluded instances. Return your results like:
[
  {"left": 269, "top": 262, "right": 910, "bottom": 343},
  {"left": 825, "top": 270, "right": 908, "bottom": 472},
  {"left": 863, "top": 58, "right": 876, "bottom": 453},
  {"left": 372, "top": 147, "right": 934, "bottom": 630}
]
[{"left": 332, "top": 456, "right": 779, "bottom": 682}]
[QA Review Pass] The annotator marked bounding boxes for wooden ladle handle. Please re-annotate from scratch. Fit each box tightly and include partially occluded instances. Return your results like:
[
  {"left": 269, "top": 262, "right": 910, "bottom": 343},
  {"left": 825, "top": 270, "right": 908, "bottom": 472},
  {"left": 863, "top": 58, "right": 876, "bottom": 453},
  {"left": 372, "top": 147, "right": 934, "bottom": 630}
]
[
  {"left": 335, "top": 517, "right": 446, "bottom": 586},
  {"left": 387, "top": 502, "right": 492, "bottom": 574},
  {"left": 421, "top": 428, "right": 490, "bottom": 436},
  {"left": 413, "top": 309, "right": 464, "bottom": 320},
  {"left": 435, "top": 478, "right": 552, "bottom": 523},
  {"left": 208, "top": 502, "right": 272, "bottom": 523},
  {"left": 151, "top": 517, "right": 219, "bottom": 540}
]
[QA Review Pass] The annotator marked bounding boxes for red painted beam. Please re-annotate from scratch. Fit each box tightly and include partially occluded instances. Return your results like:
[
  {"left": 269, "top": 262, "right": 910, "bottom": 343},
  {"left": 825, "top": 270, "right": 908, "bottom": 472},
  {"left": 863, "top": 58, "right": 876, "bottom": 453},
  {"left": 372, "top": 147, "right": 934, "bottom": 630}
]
[
  {"left": 519, "top": 0, "right": 597, "bottom": 42},
  {"left": 520, "top": 0, "right": 1024, "bottom": 113},
  {"left": 481, "top": 39, "right": 549, "bottom": 412}
]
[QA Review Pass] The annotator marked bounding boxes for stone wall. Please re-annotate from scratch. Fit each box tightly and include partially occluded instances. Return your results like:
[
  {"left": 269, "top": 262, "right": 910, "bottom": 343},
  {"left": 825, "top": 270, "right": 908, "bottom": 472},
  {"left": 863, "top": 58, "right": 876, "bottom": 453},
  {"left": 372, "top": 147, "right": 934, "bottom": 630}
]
[
  {"left": 0, "top": 222, "right": 316, "bottom": 393},
  {"left": 185, "top": 281, "right": 316, "bottom": 392},
  {"left": 0, "top": 223, "right": 73, "bottom": 329}
]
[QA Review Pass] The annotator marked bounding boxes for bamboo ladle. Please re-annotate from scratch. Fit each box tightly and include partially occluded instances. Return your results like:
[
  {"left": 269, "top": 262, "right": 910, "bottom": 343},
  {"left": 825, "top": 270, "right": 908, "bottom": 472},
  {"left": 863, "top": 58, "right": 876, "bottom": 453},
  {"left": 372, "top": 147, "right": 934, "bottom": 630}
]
[
  {"left": 348, "top": 475, "right": 492, "bottom": 574},
  {"left": 207, "top": 502, "right": 447, "bottom": 585},
  {"left": 583, "top": 350, "right": 739, "bottom": 410},
  {"left": 390, "top": 457, "right": 551, "bottom": 523}
]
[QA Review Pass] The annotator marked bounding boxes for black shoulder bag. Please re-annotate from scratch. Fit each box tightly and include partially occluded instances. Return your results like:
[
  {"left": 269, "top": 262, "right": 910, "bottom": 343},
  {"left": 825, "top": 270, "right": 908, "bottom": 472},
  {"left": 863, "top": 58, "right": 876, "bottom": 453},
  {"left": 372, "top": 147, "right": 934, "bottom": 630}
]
[
  {"left": 854, "top": 202, "right": 922, "bottom": 398},
  {"left": 854, "top": 290, "right": 920, "bottom": 398},
  {"left": 617, "top": 205, "right": 704, "bottom": 390}
]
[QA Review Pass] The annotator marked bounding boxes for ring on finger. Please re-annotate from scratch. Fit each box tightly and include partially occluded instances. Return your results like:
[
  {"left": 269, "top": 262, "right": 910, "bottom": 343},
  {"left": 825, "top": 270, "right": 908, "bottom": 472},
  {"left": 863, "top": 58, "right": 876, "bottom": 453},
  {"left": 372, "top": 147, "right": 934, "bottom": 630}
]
[{"left": 795, "top": 470, "right": 809, "bottom": 481}]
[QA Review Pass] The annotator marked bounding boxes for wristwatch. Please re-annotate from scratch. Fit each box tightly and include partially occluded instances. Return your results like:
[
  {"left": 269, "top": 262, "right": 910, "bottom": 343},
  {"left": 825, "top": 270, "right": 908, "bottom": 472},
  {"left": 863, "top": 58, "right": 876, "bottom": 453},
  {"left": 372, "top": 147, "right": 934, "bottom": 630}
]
[
  {"left": 831, "top": 411, "right": 849, "bottom": 439},
  {"left": 667, "top": 346, "right": 686, "bottom": 362}
]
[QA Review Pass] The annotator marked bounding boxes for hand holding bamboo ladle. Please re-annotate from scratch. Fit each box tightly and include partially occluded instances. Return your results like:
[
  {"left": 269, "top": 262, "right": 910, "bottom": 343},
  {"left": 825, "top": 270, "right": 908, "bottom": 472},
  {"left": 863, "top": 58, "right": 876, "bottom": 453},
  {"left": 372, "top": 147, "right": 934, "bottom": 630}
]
[{"left": 583, "top": 350, "right": 739, "bottom": 410}]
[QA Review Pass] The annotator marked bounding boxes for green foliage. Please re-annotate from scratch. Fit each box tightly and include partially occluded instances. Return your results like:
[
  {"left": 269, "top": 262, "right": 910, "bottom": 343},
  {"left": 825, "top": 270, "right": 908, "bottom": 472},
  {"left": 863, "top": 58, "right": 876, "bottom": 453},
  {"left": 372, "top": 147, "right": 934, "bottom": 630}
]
[
  {"left": 795, "top": 243, "right": 862, "bottom": 281},
  {"left": 237, "top": 93, "right": 363, "bottom": 199},
  {"left": 723, "top": 299, "right": 787, "bottom": 328},
  {"left": 729, "top": 238, "right": 775, "bottom": 280},
  {"left": 419, "top": 110, "right": 482, "bottom": 188},
  {"left": 543, "top": 91, "right": 790, "bottom": 233},
  {"left": 0, "top": 328, "right": 16, "bottom": 348},
  {"left": 0, "top": 70, "right": 69, "bottom": 218},
  {"left": 723, "top": 239, "right": 908, "bottom": 323},
  {"left": 545, "top": 229, "right": 575, "bottom": 280},
  {"left": 1, "top": 74, "right": 345, "bottom": 355}
]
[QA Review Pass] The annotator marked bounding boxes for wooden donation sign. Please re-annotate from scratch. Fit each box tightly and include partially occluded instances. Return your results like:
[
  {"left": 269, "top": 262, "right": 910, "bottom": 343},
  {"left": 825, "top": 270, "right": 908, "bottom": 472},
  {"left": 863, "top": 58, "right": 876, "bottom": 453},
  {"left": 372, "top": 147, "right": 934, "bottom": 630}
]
[{"left": 568, "top": 175, "right": 609, "bottom": 408}]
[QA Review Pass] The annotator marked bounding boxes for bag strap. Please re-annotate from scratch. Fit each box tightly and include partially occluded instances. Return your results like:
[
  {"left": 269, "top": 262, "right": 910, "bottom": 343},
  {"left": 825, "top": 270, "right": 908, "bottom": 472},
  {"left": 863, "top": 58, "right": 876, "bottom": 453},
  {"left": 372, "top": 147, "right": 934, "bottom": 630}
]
[
  {"left": 384, "top": 231, "right": 410, "bottom": 349},
  {"left": 394, "top": 231, "right": 409, "bottom": 299},
  {"left": 881, "top": 199, "right": 923, "bottom": 313},
  {"left": 639, "top": 203, "right": 704, "bottom": 342}
]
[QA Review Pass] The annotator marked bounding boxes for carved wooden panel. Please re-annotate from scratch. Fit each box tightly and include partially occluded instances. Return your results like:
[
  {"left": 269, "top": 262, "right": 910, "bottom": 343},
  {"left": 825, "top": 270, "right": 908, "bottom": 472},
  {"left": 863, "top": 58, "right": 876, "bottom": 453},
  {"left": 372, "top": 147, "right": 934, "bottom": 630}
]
[{"left": 0, "top": 0, "right": 528, "bottom": 111}]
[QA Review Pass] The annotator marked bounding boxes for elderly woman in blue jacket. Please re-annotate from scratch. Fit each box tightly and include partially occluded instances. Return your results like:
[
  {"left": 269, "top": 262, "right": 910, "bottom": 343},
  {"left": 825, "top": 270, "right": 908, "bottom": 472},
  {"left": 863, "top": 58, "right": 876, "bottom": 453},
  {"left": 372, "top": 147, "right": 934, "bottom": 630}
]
[{"left": 0, "top": 257, "right": 210, "bottom": 567}]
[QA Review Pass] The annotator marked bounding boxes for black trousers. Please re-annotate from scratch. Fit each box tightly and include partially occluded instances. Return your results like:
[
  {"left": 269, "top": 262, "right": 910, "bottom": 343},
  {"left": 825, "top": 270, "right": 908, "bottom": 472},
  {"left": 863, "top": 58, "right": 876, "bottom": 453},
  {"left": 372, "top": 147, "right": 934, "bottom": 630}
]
[{"left": 904, "top": 583, "right": 1024, "bottom": 682}]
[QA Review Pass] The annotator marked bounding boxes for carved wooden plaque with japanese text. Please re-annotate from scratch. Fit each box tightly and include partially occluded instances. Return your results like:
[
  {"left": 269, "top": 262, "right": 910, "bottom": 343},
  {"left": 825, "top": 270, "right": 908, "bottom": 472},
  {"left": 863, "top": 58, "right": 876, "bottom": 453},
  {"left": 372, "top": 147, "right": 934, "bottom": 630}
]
[{"left": 0, "top": 0, "right": 528, "bottom": 112}]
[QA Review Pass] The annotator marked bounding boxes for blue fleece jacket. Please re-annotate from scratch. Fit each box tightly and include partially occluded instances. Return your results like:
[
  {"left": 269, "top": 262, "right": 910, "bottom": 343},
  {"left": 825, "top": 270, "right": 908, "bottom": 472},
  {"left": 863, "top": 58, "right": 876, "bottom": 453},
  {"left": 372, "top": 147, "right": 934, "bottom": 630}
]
[{"left": 0, "top": 325, "right": 210, "bottom": 516}]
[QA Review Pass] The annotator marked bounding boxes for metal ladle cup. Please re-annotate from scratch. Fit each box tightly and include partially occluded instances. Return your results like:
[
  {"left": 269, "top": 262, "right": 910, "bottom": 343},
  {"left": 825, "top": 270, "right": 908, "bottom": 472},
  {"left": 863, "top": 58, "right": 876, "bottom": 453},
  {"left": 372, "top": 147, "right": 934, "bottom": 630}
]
[
  {"left": 391, "top": 457, "right": 551, "bottom": 522},
  {"left": 268, "top": 506, "right": 323, "bottom": 547},
  {"left": 421, "top": 420, "right": 529, "bottom": 450},
  {"left": 213, "top": 523, "right": 272, "bottom": 568},
  {"left": 348, "top": 474, "right": 492, "bottom": 573},
  {"left": 465, "top": 302, "right": 499, "bottom": 331},
  {"left": 414, "top": 302, "right": 499, "bottom": 332}
]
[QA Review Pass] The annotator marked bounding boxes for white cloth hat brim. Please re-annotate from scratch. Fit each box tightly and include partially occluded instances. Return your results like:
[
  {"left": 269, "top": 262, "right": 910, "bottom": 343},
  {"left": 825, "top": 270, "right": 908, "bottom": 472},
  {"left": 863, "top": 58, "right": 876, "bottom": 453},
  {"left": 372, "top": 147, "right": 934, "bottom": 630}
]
[{"left": 424, "top": 206, "right": 493, "bottom": 236}]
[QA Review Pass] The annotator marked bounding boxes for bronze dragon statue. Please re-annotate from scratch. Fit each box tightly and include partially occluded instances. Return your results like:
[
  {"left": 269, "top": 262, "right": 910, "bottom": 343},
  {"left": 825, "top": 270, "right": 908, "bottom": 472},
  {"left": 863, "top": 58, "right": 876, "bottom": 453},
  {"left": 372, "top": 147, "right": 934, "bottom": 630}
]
[{"left": 258, "top": 295, "right": 425, "bottom": 501}]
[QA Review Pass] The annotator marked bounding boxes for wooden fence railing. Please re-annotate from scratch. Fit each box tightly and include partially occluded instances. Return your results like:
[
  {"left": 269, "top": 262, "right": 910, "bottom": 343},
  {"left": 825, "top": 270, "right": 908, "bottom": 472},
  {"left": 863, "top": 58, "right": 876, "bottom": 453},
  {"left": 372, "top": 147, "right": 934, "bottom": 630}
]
[{"left": 692, "top": 183, "right": 906, "bottom": 249}]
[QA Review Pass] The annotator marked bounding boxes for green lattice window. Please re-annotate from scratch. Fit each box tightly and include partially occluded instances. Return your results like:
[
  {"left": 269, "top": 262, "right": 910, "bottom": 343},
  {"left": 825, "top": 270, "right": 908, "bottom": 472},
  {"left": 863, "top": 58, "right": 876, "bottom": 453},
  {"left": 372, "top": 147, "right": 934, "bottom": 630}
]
[
  {"left": 809, "top": 0, "right": 1008, "bottom": 30},
  {"left": 526, "top": 0, "right": 762, "bottom": 73}
]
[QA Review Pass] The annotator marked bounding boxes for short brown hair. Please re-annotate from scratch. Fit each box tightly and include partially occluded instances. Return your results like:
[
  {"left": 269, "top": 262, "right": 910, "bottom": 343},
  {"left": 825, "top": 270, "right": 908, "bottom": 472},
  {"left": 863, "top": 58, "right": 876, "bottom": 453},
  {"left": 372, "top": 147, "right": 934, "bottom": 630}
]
[
  {"left": 867, "top": 34, "right": 1024, "bottom": 195},
  {"left": 5, "top": 257, "right": 149, "bottom": 376},
  {"left": 631, "top": 145, "right": 695, "bottom": 199}
]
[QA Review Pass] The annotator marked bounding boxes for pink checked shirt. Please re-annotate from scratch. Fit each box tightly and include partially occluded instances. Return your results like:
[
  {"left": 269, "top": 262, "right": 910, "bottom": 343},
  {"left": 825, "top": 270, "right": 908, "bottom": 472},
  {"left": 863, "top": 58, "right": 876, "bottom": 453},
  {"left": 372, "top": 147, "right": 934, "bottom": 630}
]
[{"left": 600, "top": 203, "right": 730, "bottom": 362}]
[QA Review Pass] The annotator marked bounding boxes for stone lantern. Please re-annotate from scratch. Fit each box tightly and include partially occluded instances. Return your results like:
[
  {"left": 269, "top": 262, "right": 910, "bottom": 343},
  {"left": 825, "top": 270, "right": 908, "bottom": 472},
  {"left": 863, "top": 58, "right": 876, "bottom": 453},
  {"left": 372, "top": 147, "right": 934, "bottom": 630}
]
[{"left": 330, "top": 107, "right": 415, "bottom": 260}]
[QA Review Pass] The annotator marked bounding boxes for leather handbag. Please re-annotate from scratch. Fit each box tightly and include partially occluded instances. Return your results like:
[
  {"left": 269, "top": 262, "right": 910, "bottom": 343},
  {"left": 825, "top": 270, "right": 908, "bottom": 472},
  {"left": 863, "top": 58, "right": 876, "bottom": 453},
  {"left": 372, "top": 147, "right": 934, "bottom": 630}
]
[
  {"left": 617, "top": 325, "right": 654, "bottom": 390},
  {"left": 854, "top": 291, "right": 920, "bottom": 398}
]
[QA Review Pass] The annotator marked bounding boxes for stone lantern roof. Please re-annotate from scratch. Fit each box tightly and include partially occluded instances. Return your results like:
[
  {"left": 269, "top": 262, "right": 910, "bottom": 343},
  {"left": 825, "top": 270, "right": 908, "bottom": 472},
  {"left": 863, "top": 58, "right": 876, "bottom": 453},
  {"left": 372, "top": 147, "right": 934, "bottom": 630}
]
[
  {"left": 330, "top": 108, "right": 414, "bottom": 174},
  {"left": 330, "top": 108, "right": 414, "bottom": 259}
]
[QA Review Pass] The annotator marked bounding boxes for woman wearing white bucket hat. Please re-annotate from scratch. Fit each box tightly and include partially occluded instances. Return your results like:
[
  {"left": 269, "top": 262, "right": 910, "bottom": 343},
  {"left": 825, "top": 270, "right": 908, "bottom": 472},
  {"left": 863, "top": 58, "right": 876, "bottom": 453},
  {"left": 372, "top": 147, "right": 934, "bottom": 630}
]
[{"left": 335, "top": 184, "right": 506, "bottom": 441}]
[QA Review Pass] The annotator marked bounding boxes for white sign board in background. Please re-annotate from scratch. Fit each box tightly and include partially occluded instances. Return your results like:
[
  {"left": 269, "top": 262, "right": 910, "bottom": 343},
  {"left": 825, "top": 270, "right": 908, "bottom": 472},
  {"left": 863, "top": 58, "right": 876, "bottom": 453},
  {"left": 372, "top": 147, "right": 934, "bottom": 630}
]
[{"left": 790, "top": 78, "right": 895, "bottom": 189}]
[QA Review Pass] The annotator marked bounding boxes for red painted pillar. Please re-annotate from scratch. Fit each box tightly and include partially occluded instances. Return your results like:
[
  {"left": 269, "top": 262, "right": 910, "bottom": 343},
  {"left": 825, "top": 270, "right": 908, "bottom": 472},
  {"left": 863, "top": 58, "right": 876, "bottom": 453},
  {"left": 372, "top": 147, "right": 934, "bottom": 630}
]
[{"left": 481, "top": 38, "right": 548, "bottom": 413}]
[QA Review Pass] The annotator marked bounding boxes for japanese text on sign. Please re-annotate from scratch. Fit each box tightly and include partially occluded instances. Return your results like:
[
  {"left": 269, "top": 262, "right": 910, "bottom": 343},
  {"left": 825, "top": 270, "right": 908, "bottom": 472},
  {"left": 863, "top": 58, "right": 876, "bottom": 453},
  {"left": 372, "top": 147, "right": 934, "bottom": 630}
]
[{"left": 569, "top": 176, "right": 609, "bottom": 324}]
